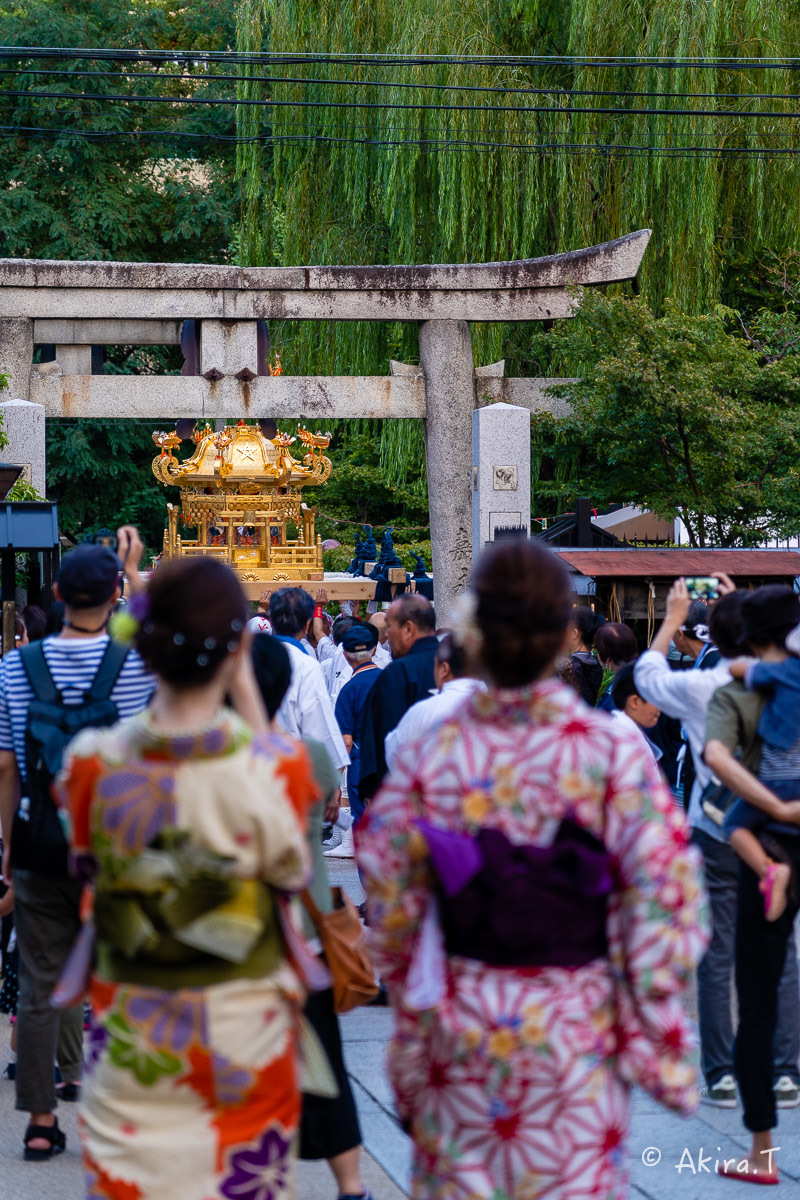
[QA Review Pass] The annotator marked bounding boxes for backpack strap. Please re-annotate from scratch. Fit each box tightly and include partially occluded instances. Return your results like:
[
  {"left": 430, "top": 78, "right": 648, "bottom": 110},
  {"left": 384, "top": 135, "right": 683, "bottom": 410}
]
[
  {"left": 85, "top": 640, "right": 130, "bottom": 704},
  {"left": 19, "top": 642, "right": 60, "bottom": 705}
]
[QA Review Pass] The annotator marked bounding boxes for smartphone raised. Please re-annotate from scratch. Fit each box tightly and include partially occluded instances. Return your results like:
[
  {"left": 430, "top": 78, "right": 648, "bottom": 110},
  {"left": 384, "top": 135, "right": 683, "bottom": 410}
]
[{"left": 684, "top": 576, "right": 720, "bottom": 602}]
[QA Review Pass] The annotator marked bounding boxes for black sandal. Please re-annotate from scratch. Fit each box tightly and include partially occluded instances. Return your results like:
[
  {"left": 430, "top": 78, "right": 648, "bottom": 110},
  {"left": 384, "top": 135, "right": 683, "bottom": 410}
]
[{"left": 23, "top": 1119, "right": 66, "bottom": 1161}]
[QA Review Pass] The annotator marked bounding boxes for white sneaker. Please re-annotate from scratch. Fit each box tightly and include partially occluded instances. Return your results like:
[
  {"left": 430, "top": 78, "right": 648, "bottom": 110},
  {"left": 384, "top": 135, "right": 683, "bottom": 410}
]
[
  {"left": 774, "top": 1076, "right": 800, "bottom": 1108},
  {"left": 322, "top": 827, "right": 342, "bottom": 851},
  {"left": 323, "top": 827, "right": 355, "bottom": 858},
  {"left": 699, "top": 1074, "right": 737, "bottom": 1108}
]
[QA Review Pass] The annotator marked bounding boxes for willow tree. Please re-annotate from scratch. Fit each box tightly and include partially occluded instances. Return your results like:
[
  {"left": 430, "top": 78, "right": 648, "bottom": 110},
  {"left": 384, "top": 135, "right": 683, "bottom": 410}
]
[{"left": 235, "top": 0, "right": 800, "bottom": 482}]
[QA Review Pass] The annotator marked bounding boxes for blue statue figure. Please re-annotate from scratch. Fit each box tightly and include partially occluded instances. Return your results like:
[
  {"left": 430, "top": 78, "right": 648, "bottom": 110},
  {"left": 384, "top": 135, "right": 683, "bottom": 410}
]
[
  {"left": 347, "top": 525, "right": 377, "bottom": 576},
  {"left": 346, "top": 530, "right": 364, "bottom": 575},
  {"left": 368, "top": 526, "right": 404, "bottom": 579}
]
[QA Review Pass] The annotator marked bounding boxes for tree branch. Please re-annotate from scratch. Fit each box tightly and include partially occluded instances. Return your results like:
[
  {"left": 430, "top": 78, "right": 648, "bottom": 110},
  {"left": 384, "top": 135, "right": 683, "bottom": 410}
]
[{"left": 676, "top": 410, "right": 703, "bottom": 502}]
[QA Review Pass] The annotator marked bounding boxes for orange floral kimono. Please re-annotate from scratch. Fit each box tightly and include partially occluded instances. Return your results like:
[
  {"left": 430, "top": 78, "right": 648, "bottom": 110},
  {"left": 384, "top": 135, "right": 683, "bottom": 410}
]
[{"left": 59, "top": 709, "right": 315, "bottom": 1200}]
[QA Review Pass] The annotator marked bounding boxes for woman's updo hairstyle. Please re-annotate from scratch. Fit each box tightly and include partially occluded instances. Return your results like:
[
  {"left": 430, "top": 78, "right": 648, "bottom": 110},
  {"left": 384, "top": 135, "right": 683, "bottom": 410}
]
[
  {"left": 472, "top": 538, "right": 572, "bottom": 688},
  {"left": 135, "top": 558, "right": 248, "bottom": 687}
]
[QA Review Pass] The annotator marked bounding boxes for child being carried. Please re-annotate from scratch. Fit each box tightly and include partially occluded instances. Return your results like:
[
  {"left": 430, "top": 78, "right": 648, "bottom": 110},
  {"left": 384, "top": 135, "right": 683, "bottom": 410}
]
[{"left": 725, "top": 652, "right": 800, "bottom": 921}]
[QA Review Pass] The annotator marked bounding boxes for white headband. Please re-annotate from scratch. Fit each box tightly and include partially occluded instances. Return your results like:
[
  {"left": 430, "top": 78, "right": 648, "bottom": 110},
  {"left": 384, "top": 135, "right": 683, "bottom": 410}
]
[{"left": 681, "top": 623, "right": 711, "bottom": 643}]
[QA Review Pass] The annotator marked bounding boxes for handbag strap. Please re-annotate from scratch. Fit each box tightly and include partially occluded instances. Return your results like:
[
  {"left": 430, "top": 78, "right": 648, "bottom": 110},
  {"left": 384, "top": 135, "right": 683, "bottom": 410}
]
[{"left": 300, "top": 889, "right": 324, "bottom": 926}]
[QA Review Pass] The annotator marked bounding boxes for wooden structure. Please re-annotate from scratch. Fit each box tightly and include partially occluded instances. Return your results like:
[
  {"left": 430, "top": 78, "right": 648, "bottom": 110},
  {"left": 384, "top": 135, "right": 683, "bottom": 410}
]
[{"left": 554, "top": 548, "right": 800, "bottom": 622}]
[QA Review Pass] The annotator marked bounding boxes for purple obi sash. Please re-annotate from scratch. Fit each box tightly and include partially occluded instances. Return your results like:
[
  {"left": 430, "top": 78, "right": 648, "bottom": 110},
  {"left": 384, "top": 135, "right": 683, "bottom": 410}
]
[{"left": 418, "top": 818, "right": 613, "bottom": 969}]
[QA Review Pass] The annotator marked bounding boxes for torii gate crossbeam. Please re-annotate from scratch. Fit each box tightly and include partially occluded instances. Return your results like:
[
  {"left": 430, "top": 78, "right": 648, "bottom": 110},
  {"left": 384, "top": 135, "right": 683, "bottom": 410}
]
[{"left": 0, "top": 229, "right": 651, "bottom": 618}]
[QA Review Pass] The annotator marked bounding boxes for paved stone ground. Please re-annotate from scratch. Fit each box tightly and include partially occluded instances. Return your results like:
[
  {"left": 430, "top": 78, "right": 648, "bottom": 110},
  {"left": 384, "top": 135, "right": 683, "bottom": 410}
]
[{"left": 2, "top": 854, "right": 800, "bottom": 1197}]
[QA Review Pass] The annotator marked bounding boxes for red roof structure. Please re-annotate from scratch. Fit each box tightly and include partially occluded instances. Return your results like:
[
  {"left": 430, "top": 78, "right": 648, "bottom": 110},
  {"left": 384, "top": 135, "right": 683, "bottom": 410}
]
[{"left": 555, "top": 548, "right": 800, "bottom": 578}]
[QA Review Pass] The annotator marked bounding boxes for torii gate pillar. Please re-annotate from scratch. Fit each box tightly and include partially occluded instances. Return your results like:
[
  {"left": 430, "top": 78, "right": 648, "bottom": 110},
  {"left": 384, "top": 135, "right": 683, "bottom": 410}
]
[{"left": 419, "top": 320, "right": 475, "bottom": 609}]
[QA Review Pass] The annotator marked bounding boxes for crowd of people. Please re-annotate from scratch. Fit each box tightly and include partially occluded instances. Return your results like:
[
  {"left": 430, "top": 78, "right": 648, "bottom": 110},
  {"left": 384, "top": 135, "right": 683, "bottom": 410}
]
[{"left": 0, "top": 528, "right": 799, "bottom": 1197}]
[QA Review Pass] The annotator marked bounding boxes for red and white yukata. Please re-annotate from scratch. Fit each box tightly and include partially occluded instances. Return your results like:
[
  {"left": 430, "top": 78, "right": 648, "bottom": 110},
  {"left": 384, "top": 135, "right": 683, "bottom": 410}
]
[{"left": 358, "top": 680, "right": 709, "bottom": 1200}]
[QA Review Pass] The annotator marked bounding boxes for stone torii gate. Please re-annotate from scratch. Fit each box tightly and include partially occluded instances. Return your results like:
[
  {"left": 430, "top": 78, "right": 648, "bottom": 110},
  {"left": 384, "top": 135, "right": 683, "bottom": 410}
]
[{"left": 0, "top": 229, "right": 650, "bottom": 619}]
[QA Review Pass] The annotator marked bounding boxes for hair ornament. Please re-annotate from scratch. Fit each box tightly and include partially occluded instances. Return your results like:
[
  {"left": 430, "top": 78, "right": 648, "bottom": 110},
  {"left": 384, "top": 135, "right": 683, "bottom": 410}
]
[
  {"left": 231, "top": 618, "right": 243, "bottom": 632},
  {"left": 227, "top": 639, "right": 238, "bottom": 652},
  {"left": 197, "top": 653, "right": 209, "bottom": 667},
  {"left": 450, "top": 590, "right": 483, "bottom": 656},
  {"left": 204, "top": 636, "right": 217, "bottom": 649},
  {"left": 173, "top": 632, "right": 186, "bottom": 646},
  {"left": 109, "top": 591, "right": 152, "bottom": 648}
]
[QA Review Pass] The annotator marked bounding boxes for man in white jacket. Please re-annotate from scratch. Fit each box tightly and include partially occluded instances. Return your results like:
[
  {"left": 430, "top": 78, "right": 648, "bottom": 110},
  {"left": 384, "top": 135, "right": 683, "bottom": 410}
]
[
  {"left": 268, "top": 588, "right": 350, "bottom": 773},
  {"left": 385, "top": 634, "right": 484, "bottom": 772}
]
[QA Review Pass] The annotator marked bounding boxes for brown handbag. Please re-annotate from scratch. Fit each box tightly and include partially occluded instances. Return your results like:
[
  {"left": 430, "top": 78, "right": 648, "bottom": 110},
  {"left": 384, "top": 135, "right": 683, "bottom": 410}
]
[{"left": 301, "top": 887, "right": 379, "bottom": 1013}]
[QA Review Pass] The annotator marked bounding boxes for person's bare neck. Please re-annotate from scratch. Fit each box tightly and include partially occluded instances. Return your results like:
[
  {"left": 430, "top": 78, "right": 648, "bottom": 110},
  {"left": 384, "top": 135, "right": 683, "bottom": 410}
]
[
  {"left": 59, "top": 604, "right": 111, "bottom": 638},
  {"left": 757, "top": 646, "right": 788, "bottom": 664},
  {"left": 147, "top": 678, "right": 227, "bottom": 734}
]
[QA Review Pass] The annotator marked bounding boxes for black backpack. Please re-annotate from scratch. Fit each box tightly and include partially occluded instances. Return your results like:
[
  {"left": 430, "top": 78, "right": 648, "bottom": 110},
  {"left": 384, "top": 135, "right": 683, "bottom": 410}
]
[{"left": 11, "top": 639, "right": 129, "bottom": 875}]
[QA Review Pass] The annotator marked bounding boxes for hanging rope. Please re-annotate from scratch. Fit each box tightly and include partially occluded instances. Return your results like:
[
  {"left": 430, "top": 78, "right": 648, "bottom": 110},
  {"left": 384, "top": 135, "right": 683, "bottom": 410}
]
[
  {"left": 609, "top": 582, "right": 621, "bottom": 623},
  {"left": 315, "top": 510, "right": 430, "bottom": 536}
]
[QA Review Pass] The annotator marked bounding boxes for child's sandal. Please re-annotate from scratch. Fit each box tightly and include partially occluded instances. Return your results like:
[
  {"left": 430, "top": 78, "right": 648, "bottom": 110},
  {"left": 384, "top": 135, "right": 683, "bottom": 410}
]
[{"left": 759, "top": 863, "right": 790, "bottom": 922}]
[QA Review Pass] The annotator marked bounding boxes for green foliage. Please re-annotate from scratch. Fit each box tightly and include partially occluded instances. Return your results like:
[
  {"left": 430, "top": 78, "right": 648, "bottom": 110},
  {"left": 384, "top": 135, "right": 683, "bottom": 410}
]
[
  {"left": 532, "top": 289, "right": 800, "bottom": 546},
  {"left": 0, "top": 0, "right": 237, "bottom": 263},
  {"left": 236, "top": 0, "right": 800, "bottom": 322},
  {"left": 313, "top": 423, "right": 430, "bottom": 538},
  {"left": 7, "top": 477, "right": 44, "bottom": 501},
  {"left": 235, "top": 0, "right": 800, "bottom": 500},
  {"left": 46, "top": 420, "right": 178, "bottom": 556},
  {"left": 0, "top": 1, "right": 237, "bottom": 541}
]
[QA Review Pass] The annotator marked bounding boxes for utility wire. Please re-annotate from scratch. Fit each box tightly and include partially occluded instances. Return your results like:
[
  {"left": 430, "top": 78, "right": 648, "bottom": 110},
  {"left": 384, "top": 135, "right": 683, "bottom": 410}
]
[
  {"left": 4, "top": 123, "right": 800, "bottom": 158},
  {"left": 4, "top": 46, "right": 800, "bottom": 69},
  {"left": 2, "top": 63, "right": 800, "bottom": 105},
  {"left": 3, "top": 86, "right": 800, "bottom": 121}
]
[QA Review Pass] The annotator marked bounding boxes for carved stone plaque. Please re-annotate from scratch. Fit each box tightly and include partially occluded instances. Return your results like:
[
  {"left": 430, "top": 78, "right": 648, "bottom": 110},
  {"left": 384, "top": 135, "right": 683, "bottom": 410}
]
[{"left": 493, "top": 465, "right": 518, "bottom": 491}]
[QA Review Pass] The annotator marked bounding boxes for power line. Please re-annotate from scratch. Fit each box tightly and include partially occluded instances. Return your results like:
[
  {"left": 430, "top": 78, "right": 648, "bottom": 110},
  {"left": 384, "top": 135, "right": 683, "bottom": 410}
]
[
  {"left": 4, "top": 46, "right": 800, "bottom": 70},
  {"left": 3, "top": 85, "right": 800, "bottom": 122},
  {"left": 4, "top": 122, "right": 800, "bottom": 159},
  {"left": 3, "top": 63, "right": 800, "bottom": 105}
]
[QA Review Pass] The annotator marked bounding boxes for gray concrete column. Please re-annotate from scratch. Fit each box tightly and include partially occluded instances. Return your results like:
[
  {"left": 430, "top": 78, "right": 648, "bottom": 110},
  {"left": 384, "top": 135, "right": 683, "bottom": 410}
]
[
  {"left": 0, "top": 318, "right": 34, "bottom": 401},
  {"left": 54, "top": 344, "right": 92, "bottom": 374},
  {"left": 0, "top": 399, "right": 46, "bottom": 495},
  {"left": 201, "top": 320, "right": 258, "bottom": 380},
  {"left": 472, "top": 402, "right": 531, "bottom": 554},
  {"left": 419, "top": 319, "right": 475, "bottom": 622}
]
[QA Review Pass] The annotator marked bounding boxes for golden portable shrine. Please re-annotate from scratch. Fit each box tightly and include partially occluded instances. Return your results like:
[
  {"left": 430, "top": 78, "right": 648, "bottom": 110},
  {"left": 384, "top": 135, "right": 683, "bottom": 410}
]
[{"left": 152, "top": 421, "right": 332, "bottom": 582}]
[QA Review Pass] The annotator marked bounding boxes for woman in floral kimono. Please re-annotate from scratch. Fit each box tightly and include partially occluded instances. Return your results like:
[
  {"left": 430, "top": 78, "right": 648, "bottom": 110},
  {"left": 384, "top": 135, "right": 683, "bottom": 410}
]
[
  {"left": 58, "top": 558, "right": 316, "bottom": 1200},
  {"left": 358, "top": 539, "right": 709, "bottom": 1200}
]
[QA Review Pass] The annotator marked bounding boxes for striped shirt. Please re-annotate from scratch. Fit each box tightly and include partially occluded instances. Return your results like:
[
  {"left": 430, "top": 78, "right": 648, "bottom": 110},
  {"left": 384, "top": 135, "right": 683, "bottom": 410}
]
[
  {"left": 761, "top": 736, "right": 800, "bottom": 783},
  {"left": 0, "top": 634, "right": 156, "bottom": 785}
]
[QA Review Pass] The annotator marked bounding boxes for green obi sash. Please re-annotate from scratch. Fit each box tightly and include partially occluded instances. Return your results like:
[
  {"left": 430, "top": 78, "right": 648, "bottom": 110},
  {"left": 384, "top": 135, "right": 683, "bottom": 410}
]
[{"left": 94, "top": 830, "right": 284, "bottom": 989}]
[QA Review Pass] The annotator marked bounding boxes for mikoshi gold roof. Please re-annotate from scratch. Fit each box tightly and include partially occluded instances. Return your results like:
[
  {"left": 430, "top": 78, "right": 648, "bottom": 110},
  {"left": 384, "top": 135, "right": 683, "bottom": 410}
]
[{"left": 152, "top": 421, "right": 332, "bottom": 490}]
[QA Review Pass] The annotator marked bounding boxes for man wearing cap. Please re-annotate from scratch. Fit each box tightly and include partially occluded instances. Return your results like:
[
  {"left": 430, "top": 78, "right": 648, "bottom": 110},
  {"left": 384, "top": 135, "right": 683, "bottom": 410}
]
[
  {"left": 321, "top": 615, "right": 359, "bottom": 704},
  {"left": 334, "top": 623, "right": 382, "bottom": 832},
  {"left": 0, "top": 529, "right": 156, "bottom": 1159}
]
